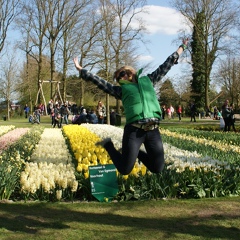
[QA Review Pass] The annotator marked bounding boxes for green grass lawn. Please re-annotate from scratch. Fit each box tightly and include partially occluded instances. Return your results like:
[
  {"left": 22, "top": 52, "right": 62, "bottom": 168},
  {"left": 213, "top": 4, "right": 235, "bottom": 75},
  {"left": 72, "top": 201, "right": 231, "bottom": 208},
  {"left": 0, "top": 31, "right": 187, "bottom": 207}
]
[
  {"left": 0, "top": 116, "right": 239, "bottom": 239},
  {"left": 0, "top": 197, "right": 240, "bottom": 240},
  {"left": 0, "top": 115, "right": 53, "bottom": 128},
  {"left": 1, "top": 114, "right": 236, "bottom": 129}
]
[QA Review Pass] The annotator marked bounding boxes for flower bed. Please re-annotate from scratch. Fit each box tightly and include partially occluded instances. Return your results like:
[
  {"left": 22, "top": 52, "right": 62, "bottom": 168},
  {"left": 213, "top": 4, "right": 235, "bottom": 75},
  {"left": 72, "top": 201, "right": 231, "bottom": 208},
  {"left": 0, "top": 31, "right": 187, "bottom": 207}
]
[
  {"left": 0, "top": 128, "right": 29, "bottom": 154},
  {"left": 64, "top": 124, "right": 240, "bottom": 200},
  {"left": 20, "top": 128, "right": 78, "bottom": 201},
  {"left": 160, "top": 128, "right": 240, "bottom": 164},
  {"left": 62, "top": 125, "right": 110, "bottom": 172},
  {"left": 1, "top": 124, "right": 239, "bottom": 202},
  {"left": 0, "top": 125, "right": 15, "bottom": 137},
  {"left": 0, "top": 126, "right": 43, "bottom": 200},
  {"left": 164, "top": 128, "right": 240, "bottom": 146}
]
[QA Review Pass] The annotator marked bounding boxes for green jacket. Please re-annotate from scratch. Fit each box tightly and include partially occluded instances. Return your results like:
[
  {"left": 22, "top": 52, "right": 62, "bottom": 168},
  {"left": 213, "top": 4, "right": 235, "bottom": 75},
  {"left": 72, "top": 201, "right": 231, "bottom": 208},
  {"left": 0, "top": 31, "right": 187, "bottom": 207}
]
[{"left": 119, "top": 69, "right": 162, "bottom": 125}]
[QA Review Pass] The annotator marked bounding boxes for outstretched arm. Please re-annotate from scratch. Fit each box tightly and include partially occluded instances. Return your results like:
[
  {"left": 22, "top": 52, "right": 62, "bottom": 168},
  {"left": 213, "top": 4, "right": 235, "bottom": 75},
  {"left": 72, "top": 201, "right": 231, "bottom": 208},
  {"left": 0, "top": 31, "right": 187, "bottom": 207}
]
[
  {"left": 73, "top": 57, "right": 122, "bottom": 99},
  {"left": 73, "top": 57, "right": 82, "bottom": 71},
  {"left": 148, "top": 38, "right": 189, "bottom": 84},
  {"left": 177, "top": 38, "right": 189, "bottom": 56}
]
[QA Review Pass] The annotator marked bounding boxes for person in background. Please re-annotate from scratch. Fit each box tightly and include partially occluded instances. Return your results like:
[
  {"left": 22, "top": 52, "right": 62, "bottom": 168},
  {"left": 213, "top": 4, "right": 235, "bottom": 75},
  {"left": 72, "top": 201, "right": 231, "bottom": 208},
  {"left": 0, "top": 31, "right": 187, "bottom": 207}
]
[
  {"left": 229, "top": 103, "right": 237, "bottom": 133},
  {"left": 97, "top": 101, "right": 106, "bottom": 124},
  {"left": 110, "top": 109, "right": 117, "bottom": 126},
  {"left": 24, "top": 104, "right": 30, "bottom": 118},
  {"left": 72, "top": 103, "right": 78, "bottom": 115},
  {"left": 218, "top": 110, "right": 225, "bottom": 131},
  {"left": 79, "top": 108, "right": 88, "bottom": 123},
  {"left": 53, "top": 104, "right": 61, "bottom": 128},
  {"left": 213, "top": 106, "right": 218, "bottom": 120},
  {"left": 176, "top": 105, "right": 182, "bottom": 121},
  {"left": 60, "top": 102, "right": 70, "bottom": 125},
  {"left": 50, "top": 107, "right": 55, "bottom": 126},
  {"left": 89, "top": 110, "right": 98, "bottom": 124},
  {"left": 221, "top": 99, "right": 231, "bottom": 132},
  {"left": 47, "top": 99, "right": 54, "bottom": 115},
  {"left": 170, "top": 104, "right": 174, "bottom": 119},
  {"left": 190, "top": 101, "right": 196, "bottom": 122},
  {"left": 39, "top": 103, "right": 45, "bottom": 115},
  {"left": 214, "top": 107, "right": 221, "bottom": 120},
  {"left": 161, "top": 104, "right": 166, "bottom": 120},
  {"left": 74, "top": 38, "right": 189, "bottom": 175},
  {"left": 167, "top": 106, "right": 171, "bottom": 120},
  {"left": 34, "top": 107, "right": 41, "bottom": 123}
]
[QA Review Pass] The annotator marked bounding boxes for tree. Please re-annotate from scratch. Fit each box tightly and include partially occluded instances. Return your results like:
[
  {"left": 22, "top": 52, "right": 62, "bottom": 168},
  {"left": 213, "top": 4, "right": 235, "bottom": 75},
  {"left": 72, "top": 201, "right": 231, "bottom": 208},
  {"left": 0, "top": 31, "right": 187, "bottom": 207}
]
[
  {"left": 190, "top": 11, "right": 205, "bottom": 110},
  {"left": 17, "top": 0, "right": 92, "bottom": 106},
  {"left": 14, "top": 0, "right": 148, "bottom": 121},
  {"left": 18, "top": 55, "right": 52, "bottom": 112},
  {"left": 172, "top": 75, "right": 192, "bottom": 107},
  {"left": 40, "top": 0, "right": 91, "bottom": 99},
  {"left": 97, "top": 0, "right": 147, "bottom": 116},
  {"left": 217, "top": 55, "right": 240, "bottom": 108},
  {"left": 0, "top": 0, "right": 21, "bottom": 53},
  {"left": 66, "top": 4, "right": 105, "bottom": 106},
  {"left": 159, "top": 79, "right": 179, "bottom": 107},
  {"left": 17, "top": 0, "right": 49, "bottom": 106},
  {"left": 172, "top": 0, "right": 237, "bottom": 109},
  {"left": 0, "top": 50, "right": 20, "bottom": 119},
  {"left": 57, "top": 1, "right": 93, "bottom": 102}
]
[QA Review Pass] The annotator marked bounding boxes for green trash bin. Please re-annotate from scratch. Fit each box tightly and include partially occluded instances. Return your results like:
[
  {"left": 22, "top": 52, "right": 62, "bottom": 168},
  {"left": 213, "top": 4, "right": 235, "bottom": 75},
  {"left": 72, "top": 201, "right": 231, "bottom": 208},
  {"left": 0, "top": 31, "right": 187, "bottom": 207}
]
[
  {"left": 116, "top": 114, "right": 121, "bottom": 126},
  {"left": 3, "top": 115, "right": 6, "bottom": 121}
]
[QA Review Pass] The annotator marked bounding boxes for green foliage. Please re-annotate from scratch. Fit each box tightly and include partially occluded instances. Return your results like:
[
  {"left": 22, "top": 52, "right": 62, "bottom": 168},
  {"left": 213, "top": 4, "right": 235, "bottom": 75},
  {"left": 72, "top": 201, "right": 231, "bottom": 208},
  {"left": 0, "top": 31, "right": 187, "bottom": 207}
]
[
  {"left": 159, "top": 79, "right": 179, "bottom": 106},
  {"left": 191, "top": 11, "right": 206, "bottom": 109},
  {"left": 74, "top": 172, "right": 94, "bottom": 202}
]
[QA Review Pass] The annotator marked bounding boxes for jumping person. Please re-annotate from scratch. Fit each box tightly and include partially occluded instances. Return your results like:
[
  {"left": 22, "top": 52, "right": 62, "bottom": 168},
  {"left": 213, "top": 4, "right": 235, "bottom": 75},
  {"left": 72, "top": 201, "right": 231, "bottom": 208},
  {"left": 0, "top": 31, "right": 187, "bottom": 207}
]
[{"left": 73, "top": 39, "right": 188, "bottom": 175}]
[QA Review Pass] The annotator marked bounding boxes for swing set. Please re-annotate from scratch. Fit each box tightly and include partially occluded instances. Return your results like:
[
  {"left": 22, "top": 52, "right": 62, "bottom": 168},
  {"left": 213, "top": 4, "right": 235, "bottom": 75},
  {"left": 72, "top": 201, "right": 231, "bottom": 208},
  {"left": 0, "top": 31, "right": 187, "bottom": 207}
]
[{"left": 35, "top": 80, "right": 63, "bottom": 115}]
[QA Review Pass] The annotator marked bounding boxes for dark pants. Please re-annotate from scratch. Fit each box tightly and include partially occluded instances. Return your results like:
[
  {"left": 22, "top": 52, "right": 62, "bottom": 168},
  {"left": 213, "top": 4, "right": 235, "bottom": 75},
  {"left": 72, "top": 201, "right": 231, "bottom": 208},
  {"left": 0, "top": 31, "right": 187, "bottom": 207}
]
[
  {"left": 223, "top": 117, "right": 231, "bottom": 131},
  {"left": 53, "top": 118, "right": 61, "bottom": 128},
  {"left": 177, "top": 113, "right": 181, "bottom": 121},
  {"left": 228, "top": 118, "right": 236, "bottom": 132},
  {"left": 190, "top": 112, "right": 196, "bottom": 122},
  {"left": 230, "top": 121, "right": 237, "bottom": 132},
  {"left": 51, "top": 115, "right": 55, "bottom": 125},
  {"left": 104, "top": 124, "right": 165, "bottom": 175},
  {"left": 98, "top": 117, "right": 105, "bottom": 124}
]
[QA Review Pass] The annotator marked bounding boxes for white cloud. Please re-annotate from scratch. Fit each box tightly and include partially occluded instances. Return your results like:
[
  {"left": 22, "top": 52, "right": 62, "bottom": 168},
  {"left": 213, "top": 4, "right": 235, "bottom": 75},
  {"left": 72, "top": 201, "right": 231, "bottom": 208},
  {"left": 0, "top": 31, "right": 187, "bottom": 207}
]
[
  {"left": 131, "top": 5, "right": 185, "bottom": 35},
  {"left": 137, "top": 55, "right": 154, "bottom": 62}
]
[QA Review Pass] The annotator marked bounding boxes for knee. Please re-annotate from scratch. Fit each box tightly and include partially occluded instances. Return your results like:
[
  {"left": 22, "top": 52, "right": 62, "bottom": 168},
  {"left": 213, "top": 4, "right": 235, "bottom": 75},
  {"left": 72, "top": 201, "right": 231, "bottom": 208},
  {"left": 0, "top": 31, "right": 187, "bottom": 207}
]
[
  {"left": 116, "top": 163, "right": 135, "bottom": 175},
  {"left": 151, "top": 162, "right": 165, "bottom": 173},
  {"left": 118, "top": 168, "right": 132, "bottom": 175}
]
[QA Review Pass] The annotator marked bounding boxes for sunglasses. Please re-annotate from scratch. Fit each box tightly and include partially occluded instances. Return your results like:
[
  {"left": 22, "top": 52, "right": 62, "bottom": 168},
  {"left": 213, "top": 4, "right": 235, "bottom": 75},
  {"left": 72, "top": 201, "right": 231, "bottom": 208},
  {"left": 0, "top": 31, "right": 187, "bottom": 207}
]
[{"left": 117, "top": 70, "right": 132, "bottom": 81}]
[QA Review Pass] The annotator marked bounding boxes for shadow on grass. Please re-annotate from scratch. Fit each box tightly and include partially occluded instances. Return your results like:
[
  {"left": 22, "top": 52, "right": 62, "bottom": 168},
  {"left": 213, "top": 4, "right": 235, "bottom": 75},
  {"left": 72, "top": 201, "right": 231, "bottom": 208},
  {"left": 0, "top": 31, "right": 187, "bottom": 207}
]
[{"left": 0, "top": 202, "right": 239, "bottom": 239}]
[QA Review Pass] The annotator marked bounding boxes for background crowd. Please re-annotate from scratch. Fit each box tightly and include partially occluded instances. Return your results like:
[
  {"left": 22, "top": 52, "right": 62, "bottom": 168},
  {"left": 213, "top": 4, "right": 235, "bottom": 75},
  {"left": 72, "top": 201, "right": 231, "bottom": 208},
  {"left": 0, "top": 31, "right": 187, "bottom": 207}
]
[
  {"left": 26, "top": 99, "right": 118, "bottom": 128},
  {"left": 160, "top": 100, "right": 236, "bottom": 132},
  {"left": 25, "top": 98, "right": 237, "bottom": 133}
]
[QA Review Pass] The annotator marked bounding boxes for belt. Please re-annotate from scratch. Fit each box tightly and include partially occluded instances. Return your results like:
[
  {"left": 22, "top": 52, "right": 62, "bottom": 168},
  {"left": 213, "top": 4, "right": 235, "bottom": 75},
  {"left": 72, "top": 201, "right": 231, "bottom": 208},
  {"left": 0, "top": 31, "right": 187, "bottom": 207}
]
[{"left": 131, "top": 122, "right": 159, "bottom": 131}]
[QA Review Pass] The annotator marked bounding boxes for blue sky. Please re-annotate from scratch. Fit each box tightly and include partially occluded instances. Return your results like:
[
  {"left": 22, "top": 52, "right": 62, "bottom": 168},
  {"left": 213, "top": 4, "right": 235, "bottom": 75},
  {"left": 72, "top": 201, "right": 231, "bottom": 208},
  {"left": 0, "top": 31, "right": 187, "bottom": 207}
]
[{"left": 137, "top": 0, "right": 190, "bottom": 78}]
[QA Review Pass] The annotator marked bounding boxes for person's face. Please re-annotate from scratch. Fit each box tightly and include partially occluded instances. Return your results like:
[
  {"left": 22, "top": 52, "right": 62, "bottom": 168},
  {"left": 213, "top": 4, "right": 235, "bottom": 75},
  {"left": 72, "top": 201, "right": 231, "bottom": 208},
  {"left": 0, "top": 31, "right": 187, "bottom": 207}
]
[{"left": 117, "top": 69, "right": 135, "bottom": 82}]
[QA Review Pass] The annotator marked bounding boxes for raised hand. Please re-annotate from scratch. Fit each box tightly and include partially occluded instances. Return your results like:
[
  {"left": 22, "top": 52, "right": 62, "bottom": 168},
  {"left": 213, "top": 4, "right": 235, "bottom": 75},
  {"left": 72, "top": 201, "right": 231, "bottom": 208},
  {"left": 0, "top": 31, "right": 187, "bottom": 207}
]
[
  {"left": 73, "top": 57, "right": 82, "bottom": 71},
  {"left": 182, "top": 38, "right": 189, "bottom": 46}
]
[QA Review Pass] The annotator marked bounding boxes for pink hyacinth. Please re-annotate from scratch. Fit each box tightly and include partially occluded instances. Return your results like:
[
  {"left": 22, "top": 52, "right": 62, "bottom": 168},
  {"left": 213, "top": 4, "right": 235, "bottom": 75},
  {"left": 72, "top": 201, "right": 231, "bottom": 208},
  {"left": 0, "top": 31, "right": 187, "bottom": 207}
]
[{"left": 0, "top": 128, "right": 29, "bottom": 154}]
